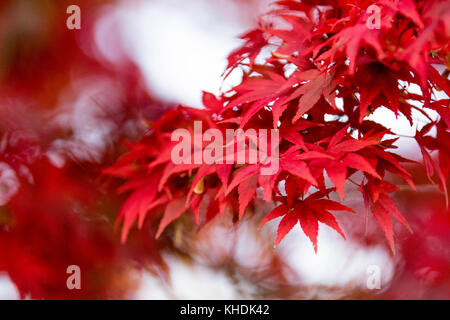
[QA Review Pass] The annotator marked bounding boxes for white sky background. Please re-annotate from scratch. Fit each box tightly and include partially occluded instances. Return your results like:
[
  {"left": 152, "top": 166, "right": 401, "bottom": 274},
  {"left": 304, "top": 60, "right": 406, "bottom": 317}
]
[{"left": 114, "top": 0, "right": 269, "bottom": 107}]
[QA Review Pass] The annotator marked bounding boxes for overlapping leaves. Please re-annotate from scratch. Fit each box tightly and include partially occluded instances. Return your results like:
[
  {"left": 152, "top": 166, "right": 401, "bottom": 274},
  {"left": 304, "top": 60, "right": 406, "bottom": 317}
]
[{"left": 108, "top": 0, "right": 450, "bottom": 253}]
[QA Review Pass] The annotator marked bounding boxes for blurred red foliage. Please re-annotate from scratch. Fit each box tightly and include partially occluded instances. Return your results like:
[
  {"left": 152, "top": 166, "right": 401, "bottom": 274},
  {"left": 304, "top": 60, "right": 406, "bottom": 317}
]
[
  {"left": 0, "top": 0, "right": 168, "bottom": 299},
  {"left": 0, "top": 0, "right": 448, "bottom": 300}
]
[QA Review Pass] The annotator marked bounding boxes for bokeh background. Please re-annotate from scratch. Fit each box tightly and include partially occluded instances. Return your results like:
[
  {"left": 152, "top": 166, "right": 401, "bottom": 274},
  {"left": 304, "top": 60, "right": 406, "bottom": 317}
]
[{"left": 0, "top": 0, "right": 448, "bottom": 299}]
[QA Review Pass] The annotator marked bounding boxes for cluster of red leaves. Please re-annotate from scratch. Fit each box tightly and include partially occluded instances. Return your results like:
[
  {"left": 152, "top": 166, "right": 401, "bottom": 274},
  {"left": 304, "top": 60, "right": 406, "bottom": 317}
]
[{"left": 108, "top": 0, "right": 450, "bottom": 253}]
